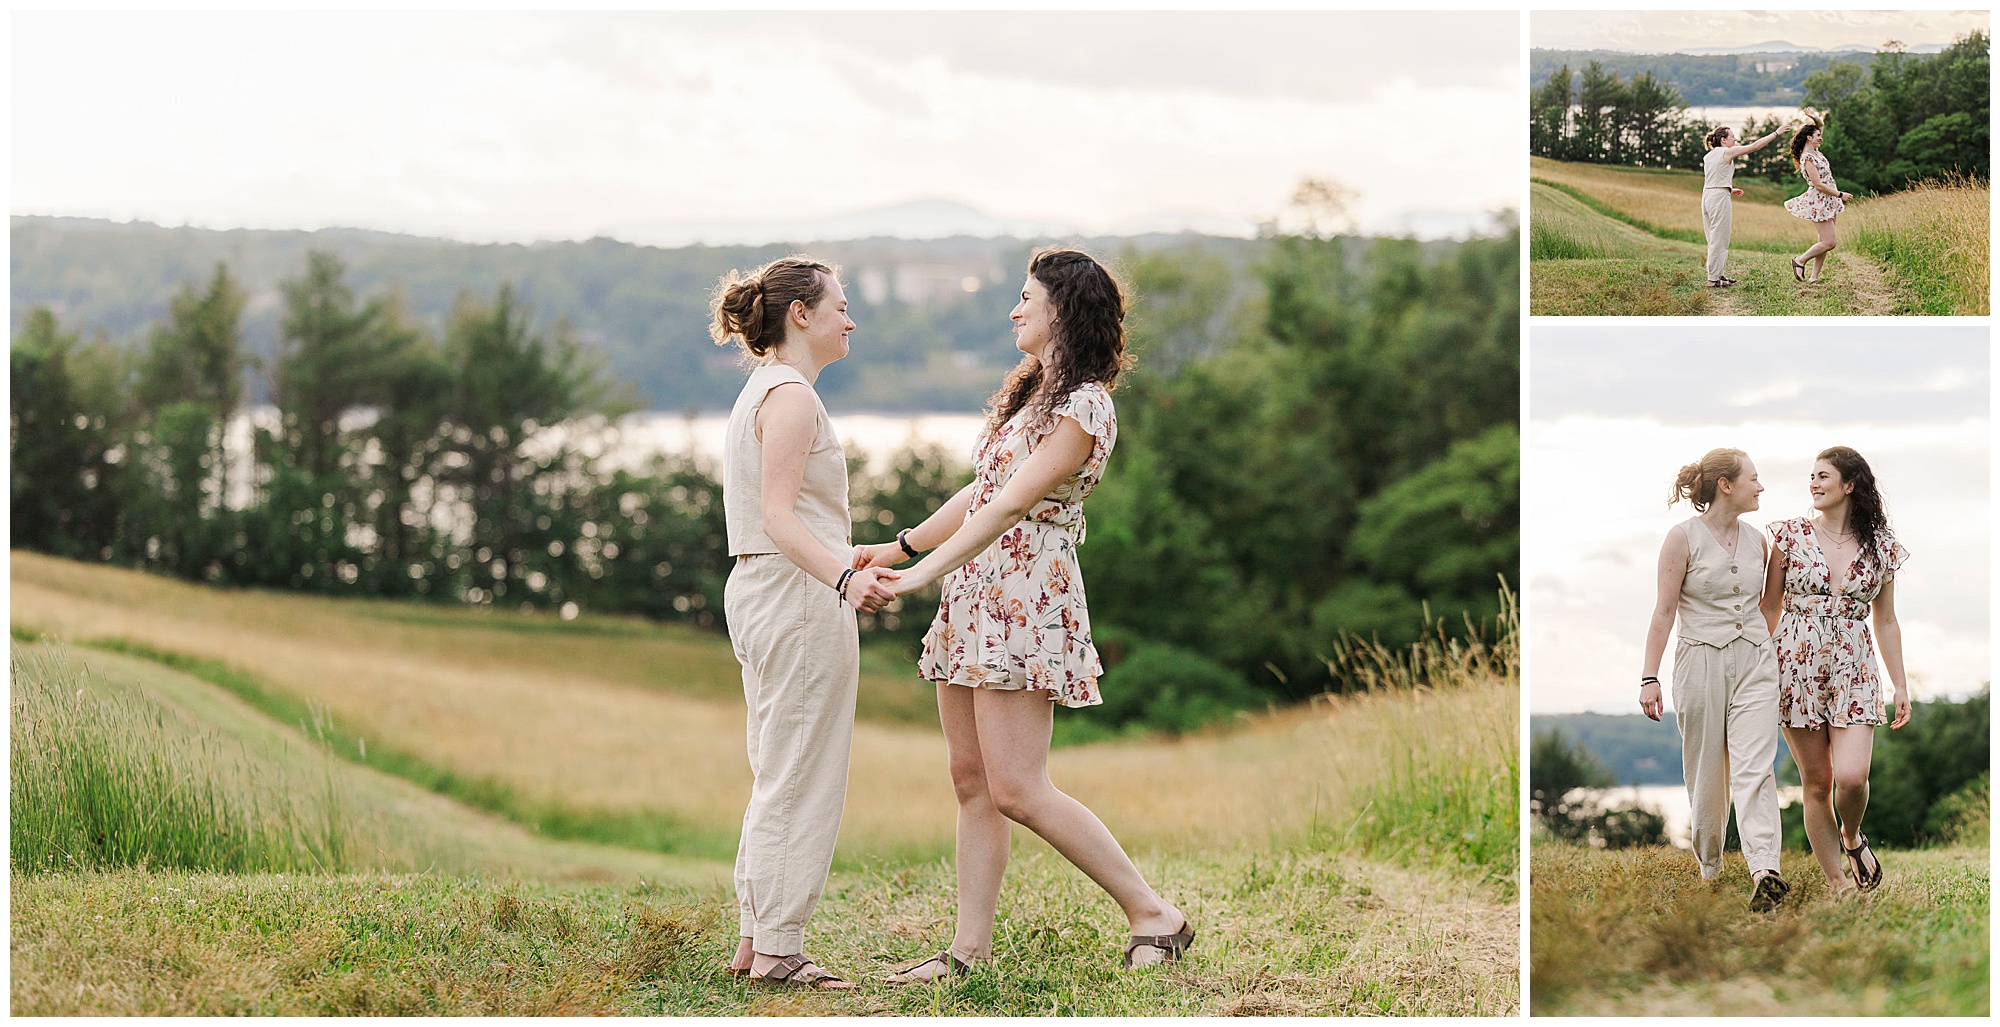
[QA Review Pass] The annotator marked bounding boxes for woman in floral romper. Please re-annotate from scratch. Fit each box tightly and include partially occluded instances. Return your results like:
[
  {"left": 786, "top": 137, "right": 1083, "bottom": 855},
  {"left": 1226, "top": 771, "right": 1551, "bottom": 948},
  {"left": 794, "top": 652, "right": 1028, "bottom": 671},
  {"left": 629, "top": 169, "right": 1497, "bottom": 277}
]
[
  {"left": 1783, "top": 109, "right": 1854, "bottom": 285},
  {"left": 1760, "top": 446, "right": 1911, "bottom": 897},
  {"left": 851, "top": 249, "right": 1193, "bottom": 982}
]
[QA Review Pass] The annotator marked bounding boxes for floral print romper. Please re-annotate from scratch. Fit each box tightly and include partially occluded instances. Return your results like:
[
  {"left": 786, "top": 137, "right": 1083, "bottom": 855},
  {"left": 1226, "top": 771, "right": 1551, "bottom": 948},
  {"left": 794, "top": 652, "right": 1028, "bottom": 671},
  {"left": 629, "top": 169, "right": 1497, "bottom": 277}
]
[
  {"left": 1768, "top": 517, "right": 1909, "bottom": 728},
  {"left": 918, "top": 384, "right": 1114, "bottom": 708},
  {"left": 1784, "top": 151, "right": 1846, "bottom": 222}
]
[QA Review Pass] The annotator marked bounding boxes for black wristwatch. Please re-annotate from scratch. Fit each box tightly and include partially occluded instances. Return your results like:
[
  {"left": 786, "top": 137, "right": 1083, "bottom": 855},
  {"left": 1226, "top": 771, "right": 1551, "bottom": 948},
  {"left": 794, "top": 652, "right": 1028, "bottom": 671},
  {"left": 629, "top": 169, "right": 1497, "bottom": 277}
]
[{"left": 896, "top": 528, "right": 919, "bottom": 559}]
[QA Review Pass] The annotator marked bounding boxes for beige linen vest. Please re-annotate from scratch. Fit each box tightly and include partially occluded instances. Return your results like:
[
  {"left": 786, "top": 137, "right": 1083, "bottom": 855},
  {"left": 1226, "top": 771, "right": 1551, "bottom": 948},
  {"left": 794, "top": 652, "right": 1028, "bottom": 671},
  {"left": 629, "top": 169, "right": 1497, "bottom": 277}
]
[
  {"left": 1702, "top": 148, "right": 1736, "bottom": 190},
  {"left": 1676, "top": 516, "right": 1769, "bottom": 647},
  {"left": 723, "top": 363, "right": 851, "bottom": 558}
]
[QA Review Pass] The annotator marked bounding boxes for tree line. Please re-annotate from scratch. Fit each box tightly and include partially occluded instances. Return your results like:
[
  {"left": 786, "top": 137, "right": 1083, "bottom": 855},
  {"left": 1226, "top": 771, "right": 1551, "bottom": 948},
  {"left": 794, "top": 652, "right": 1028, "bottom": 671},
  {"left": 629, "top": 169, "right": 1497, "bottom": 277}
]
[
  {"left": 1531, "top": 32, "right": 1989, "bottom": 195},
  {"left": 14, "top": 227, "right": 1519, "bottom": 735},
  {"left": 1531, "top": 48, "right": 1882, "bottom": 107},
  {"left": 1531, "top": 693, "right": 1989, "bottom": 851}
]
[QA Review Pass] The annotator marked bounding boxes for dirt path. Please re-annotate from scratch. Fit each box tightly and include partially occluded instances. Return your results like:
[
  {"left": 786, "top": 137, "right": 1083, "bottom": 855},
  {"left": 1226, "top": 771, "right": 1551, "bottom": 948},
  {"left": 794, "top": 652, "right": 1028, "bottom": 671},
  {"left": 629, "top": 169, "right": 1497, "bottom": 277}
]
[{"left": 1815, "top": 248, "right": 1900, "bottom": 315}]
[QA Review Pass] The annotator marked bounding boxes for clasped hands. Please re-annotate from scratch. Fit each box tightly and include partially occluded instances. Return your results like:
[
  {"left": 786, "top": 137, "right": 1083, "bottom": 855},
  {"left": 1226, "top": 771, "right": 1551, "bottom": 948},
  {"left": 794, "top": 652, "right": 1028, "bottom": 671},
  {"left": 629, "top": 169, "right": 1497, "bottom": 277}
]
[{"left": 842, "top": 542, "right": 929, "bottom": 613}]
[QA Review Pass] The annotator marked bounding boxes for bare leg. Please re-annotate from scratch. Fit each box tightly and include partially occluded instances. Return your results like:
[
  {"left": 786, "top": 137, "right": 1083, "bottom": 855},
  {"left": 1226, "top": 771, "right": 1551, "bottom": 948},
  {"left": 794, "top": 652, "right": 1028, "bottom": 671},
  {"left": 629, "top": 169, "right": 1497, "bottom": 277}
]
[
  {"left": 1797, "top": 218, "right": 1838, "bottom": 279},
  {"left": 1782, "top": 724, "right": 1852, "bottom": 893},
  {"left": 1829, "top": 725, "right": 1878, "bottom": 876},
  {"left": 942, "top": 682, "right": 1011, "bottom": 960},
  {"left": 887, "top": 683, "right": 1010, "bottom": 984},
  {"left": 973, "top": 687, "right": 1184, "bottom": 964}
]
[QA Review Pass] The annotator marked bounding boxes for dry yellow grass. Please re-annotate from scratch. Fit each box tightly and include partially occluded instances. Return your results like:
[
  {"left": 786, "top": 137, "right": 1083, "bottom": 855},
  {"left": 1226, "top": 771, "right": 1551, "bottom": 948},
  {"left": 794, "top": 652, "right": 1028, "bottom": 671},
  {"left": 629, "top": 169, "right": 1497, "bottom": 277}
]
[
  {"left": 1845, "top": 176, "right": 1991, "bottom": 315},
  {"left": 11, "top": 552, "right": 1512, "bottom": 864},
  {"left": 1532, "top": 156, "right": 1815, "bottom": 250}
]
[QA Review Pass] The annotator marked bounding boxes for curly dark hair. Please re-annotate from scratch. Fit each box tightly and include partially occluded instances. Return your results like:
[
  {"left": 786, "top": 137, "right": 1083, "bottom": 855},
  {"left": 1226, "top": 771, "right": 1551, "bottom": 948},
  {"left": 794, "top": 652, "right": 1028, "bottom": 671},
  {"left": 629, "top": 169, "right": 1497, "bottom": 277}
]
[
  {"left": 1817, "top": 446, "right": 1890, "bottom": 562},
  {"left": 1788, "top": 122, "right": 1822, "bottom": 174},
  {"left": 983, "top": 248, "right": 1132, "bottom": 435},
  {"left": 708, "top": 255, "right": 835, "bottom": 360}
]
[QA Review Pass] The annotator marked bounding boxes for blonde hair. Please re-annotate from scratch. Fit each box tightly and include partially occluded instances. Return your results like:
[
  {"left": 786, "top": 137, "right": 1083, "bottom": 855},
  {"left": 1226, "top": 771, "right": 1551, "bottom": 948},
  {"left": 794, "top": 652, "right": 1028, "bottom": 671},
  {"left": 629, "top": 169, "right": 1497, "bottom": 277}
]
[
  {"left": 1670, "top": 448, "right": 1747, "bottom": 512},
  {"left": 708, "top": 255, "right": 836, "bottom": 359}
]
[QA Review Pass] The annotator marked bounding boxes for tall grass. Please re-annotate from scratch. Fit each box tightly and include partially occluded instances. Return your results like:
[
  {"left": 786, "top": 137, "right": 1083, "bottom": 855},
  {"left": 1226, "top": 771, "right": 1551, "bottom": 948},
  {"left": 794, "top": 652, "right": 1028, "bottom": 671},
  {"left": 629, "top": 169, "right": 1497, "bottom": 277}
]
[
  {"left": 1530, "top": 157, "right": 1809, "bottom": 251},
  {"left": 10, "top": 644, "right": 345, "bottom": 874},
  {"left": 1529, "top": 221, "right": 1606, "bottom": 261},
  {"left": 1531, "top": 844, "right": 1988, "bottom": 1015},
  {"left": 1847, "top": 174, "right": 1991, "bottom": 315},
  {"left": 1310, "top": 592, "right": 1520, "bottom": 889}
]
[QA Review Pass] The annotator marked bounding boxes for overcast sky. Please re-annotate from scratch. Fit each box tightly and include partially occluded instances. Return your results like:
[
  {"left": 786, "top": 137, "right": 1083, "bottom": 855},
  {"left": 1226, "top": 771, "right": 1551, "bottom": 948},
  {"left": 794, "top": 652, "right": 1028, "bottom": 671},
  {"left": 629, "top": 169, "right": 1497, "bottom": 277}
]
[
  {"left": 1532, "top": 10, "right": 1989, "bottom": 52},
  {"left": 1529, "top": 326, "right": 1989, "bottom": 715},
  {"left": 11, "top": 11, "right": 1519, "bottom": 246}
]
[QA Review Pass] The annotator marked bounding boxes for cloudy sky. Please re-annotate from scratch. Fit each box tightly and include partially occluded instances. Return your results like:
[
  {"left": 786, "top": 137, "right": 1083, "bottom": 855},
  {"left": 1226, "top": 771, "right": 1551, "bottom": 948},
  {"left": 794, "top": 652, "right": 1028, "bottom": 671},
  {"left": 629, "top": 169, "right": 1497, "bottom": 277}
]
[
  {"left": 1532, "top": 10, "right": 1989, "bottom": 52},
  {"left": 1528, "top": 326, "right": 1989, "bottom": 714},
  {"left": 11, "top": 12, "right": 1519, "bottom": 246}
]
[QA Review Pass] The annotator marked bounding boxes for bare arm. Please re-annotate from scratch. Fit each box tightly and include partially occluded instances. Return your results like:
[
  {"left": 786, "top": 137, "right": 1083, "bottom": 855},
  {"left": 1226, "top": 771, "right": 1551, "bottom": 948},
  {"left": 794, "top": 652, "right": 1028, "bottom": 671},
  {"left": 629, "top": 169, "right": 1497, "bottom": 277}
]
[
  {"left": 1720, "top": 129, "right": 1779, "bottom": 160},
  {"left": 1873, "top": 579, "right": 1911, "bottom": 728},
  {"left": 1760, "top": 533, "right": 1786, "bottom": 636},
  {"left": 1805, "top": 157, "right": 1847, "bottom": 199},
  {"left": 893, "top": 417, "right": 1095, "bottom": 593},
  {"left": 1638, "top": 526, "right": 1689, "bottom": 721},
  {"left": 851, "top": 480, "right": 980, "bottom": 570},
  {"left": 757, "top": 383, "right": 896, "bottom": 606}
]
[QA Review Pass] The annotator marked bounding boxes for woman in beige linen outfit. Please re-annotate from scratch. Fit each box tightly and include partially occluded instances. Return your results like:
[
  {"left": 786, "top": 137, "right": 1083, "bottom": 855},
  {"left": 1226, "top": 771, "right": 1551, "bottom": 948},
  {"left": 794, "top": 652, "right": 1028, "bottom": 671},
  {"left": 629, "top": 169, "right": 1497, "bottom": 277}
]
[
  {"left": 711, "top": 256, "right": 899, "bottom": 990},
  {"left": 1699, "top": 123, "right": 1788, "bottom": 288},
  {"left": 852, "top": 249, "right": 1192, "bottom": 982},
  {"left": 1638, "top": 448, "right": 1788, "bottom": 911},
  {"left": 1762, "top": 446, "right": 1912, "bottom": 897}
]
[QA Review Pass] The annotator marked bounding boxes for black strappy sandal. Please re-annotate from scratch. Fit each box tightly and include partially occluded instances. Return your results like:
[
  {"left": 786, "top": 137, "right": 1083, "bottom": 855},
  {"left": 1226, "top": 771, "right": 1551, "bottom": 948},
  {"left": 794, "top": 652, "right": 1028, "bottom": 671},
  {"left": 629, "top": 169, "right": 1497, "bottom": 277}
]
[
  {"left": 1844, "top": 833, "right": 1883, "bottom": 891},
  {"left": 1791, "top": 258, "right": 1808, "bottom": 282},
  {"left": 751, "top": 953, "right": 857, "bottom": 990},
  {"left": 885, "top": 949, "right": 976, "bottom": 985},
  {"left": 1123, "top": 920, "right": 1196, "bottom": 968},
  {"left": 1748, "top": 870, "right": 1790, "bottom": 912}
]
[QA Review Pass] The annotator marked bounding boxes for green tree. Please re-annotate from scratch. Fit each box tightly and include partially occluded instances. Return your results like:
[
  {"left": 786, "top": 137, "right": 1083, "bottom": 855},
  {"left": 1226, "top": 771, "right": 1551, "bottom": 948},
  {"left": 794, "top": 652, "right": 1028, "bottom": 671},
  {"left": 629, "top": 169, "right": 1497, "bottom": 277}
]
[{"left": 10, "top": 309, "right": 124, "bottom": 556}]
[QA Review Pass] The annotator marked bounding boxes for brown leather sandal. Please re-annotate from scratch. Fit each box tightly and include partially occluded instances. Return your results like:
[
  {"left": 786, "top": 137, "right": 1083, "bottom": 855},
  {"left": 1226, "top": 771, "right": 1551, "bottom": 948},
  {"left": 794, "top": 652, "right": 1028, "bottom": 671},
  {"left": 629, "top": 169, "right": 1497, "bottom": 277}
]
[
  {"left": 885, "top": 949, "right": 976, "bottom": 985},
  {"left": 1844, "top": 833, "right": 1883, "bottom": 891},
  {"left": 752, "top": 953, "right": 857, "bottom": 990},
  {"left": 1123, "top": 920, "right": 1196, "bottom": 968}
]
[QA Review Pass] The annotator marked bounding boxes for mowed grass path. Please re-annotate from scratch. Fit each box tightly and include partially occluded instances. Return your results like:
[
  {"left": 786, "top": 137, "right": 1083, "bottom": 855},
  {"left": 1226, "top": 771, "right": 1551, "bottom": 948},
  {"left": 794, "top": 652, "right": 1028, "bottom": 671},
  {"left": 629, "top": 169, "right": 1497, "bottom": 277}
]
[
  {"left": 14, "top": 552, "right": 1411, "bottom": 864},
  {"left": 1530, "top": 843, "right": 1989, "bottom": 1016},
  {"left": 1530, "top": 157, "right": 1985, "bottom": 316},
  {"left": 11, "top": 553, "right": 1520, "bottom": 1013}
]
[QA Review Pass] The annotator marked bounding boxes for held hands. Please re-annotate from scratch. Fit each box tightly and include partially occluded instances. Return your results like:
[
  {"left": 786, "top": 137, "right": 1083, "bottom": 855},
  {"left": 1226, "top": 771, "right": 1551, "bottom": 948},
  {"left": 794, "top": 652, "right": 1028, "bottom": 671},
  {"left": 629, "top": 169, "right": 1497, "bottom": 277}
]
[
  {"left": 850, "top": 542, "right": 907, "bottom": 572},
  {"left": 1889, "top": 688, "right": 1912, "bottom": 729},
  {"left": 1638, "top": 680, "right": 1664, "bottom": 722},
  {"left": 843, "top": 567, "right": 901, "bottom": 614}
]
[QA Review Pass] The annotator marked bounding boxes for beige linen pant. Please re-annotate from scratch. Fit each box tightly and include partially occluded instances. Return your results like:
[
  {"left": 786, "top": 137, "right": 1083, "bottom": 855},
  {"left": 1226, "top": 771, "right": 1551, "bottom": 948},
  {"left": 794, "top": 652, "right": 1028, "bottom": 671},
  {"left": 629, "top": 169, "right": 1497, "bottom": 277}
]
[
  {"left": 724, "top": 553, "right": 859, "bottom": 954},
  {"left": 1701, "top": 189, "right": 1733, "bottom": 280},
  {"left": 1673, "top": 636, "right": 1782, "bottom": 878}
]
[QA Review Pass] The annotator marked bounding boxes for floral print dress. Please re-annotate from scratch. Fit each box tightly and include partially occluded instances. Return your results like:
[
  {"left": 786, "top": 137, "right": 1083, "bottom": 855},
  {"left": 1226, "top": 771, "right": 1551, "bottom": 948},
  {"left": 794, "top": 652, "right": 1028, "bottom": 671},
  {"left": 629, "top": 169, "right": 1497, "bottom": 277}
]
[
  {"left": 918, "top": 384, "right": 1115, "bottom": 708},
  {"left": 1768, "top": 517, "right": 1909, "bottom": 728},
  {"left": 1784, "top": 151, "right": 1846, "bottom": 222}
]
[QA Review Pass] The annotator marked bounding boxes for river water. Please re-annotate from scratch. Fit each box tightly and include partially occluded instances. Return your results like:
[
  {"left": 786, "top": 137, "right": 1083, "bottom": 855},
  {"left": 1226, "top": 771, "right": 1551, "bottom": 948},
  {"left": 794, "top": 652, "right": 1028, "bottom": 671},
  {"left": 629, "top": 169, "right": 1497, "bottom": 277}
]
[
  {"left": 218, "top": 408, "right": 985, "bottom": 508},
  {"left": 1572, "top": 784, "right": 1807, "bottom": 849}
]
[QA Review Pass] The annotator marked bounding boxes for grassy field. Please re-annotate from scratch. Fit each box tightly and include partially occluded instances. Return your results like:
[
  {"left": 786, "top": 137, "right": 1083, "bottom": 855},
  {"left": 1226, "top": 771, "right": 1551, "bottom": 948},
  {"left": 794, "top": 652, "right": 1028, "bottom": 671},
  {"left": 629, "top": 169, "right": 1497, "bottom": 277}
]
[
  {"left": 1530, "top": 842, "right": 1989, "bottom": 1016},
  {"left": 1529, "top": 157, "right": 1988, "bottom": 316},
  {"left": 11, "top": 552, "right": 1519, "bottom": 1014}
]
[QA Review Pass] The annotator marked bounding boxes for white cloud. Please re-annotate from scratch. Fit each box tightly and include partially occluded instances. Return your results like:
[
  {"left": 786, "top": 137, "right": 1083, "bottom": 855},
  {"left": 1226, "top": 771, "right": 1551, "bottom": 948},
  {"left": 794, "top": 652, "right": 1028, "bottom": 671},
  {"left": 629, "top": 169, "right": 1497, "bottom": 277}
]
[{"left": 10, "top": 11, "right": 1520, "bottom": 244}]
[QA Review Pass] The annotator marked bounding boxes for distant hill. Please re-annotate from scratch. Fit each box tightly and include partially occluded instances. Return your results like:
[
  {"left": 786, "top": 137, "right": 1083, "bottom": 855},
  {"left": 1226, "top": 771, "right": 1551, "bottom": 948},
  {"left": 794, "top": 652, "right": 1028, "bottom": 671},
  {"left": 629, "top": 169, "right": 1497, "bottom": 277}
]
[
  {"left": 11, "top": 216, "right": 1276, "bottom": 413},
  {"left": 1531, "top": 712, "right": 1684, "bottom": 785},
  {"left": 1530, "top": 47, "right": 1889, "bottom": 105}
]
